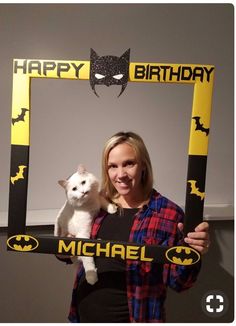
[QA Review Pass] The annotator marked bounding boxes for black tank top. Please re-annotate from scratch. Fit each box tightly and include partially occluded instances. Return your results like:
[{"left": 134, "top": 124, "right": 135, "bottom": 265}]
[{"left": 76, "top": 208, "right": 138, "bottom": 323}]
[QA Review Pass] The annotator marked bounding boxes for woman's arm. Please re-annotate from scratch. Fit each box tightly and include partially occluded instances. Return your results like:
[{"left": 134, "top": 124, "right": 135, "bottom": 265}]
[{"left": 166, "top": 219, "right": 210, "bottom": 292}]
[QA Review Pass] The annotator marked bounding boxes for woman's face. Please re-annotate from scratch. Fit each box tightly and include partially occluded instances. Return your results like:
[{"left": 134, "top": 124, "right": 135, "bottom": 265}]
[{"left": 107, "top": 143, "right": 143, "bottom": 200}]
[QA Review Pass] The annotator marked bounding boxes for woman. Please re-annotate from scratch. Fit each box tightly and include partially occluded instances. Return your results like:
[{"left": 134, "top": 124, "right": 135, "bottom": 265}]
[{"left": 67, "top": 131, "right": 210, "bottom": 323}]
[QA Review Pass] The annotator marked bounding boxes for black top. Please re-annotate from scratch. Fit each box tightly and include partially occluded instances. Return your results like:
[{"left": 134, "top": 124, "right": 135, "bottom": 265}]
[{"left": 76, "top": 208, "right": 138, "bottom": 323}]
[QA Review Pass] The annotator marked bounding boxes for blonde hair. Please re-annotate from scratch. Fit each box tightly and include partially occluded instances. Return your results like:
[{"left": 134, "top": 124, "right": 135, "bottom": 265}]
[{"left": 101, "top": 131, "right": 154, "bottom": 202}]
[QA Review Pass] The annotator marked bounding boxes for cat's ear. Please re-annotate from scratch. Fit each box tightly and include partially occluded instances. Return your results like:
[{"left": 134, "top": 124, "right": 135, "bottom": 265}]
[
  {"left": 58, "top": 180, "right": 67, "bottom": 188},
  {"left": 77, "top": 164, "right": 86, "bottom": 174}
]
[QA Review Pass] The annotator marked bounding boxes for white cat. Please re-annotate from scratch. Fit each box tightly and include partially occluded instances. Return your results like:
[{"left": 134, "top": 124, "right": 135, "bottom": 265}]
[{"left": 54, "top": 164, "right": 117, "bottom": 285}]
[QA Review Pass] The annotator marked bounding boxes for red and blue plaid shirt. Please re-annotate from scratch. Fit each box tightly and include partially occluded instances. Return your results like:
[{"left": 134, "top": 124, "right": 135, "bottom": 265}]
[{"left": 68, "top": 189, "right": 201, "bottom": 322}]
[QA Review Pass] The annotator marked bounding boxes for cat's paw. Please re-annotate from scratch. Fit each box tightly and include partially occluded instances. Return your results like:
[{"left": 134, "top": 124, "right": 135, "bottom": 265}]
[
  {"left": 86, "top": 269, "right": 98, "bottom": 285},
  {"left": 107, "top": 203, "right": 117, "bottom": 214}
]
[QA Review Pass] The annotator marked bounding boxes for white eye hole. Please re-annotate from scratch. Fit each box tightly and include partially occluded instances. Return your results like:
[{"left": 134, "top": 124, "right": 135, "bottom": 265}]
[
  {"left": 113, "top": 74, "right": 124, "bottom": 80},
  {"left": 95, "top": 73, "right": 105, "bottom": 80}
]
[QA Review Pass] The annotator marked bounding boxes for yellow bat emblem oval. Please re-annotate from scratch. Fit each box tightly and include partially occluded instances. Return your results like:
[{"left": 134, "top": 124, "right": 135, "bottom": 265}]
[
  {"left": 165, "top": 246, "right": 200, "bottom": 265},
  {"left": 7, "top": 235, "right": 39, "bottom": 252}
]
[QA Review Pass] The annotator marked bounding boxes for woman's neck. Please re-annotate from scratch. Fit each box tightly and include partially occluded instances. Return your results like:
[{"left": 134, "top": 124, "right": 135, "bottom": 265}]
[{"left": 116, "top": 195, "right": 148, "bottom": 209}]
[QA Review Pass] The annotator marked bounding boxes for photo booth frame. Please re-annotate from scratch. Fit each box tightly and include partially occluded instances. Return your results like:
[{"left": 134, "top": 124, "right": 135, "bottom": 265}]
[{"left": 7, "top": 55, "right": 215, "bottom": 266}]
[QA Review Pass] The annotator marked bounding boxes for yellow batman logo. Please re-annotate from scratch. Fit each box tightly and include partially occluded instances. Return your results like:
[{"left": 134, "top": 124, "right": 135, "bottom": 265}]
[
  {"left": 165, "top": 246, "right": 200, "bottom": 265},
  {"left": 7, "top": 235, "right": 39, "bottom": 252},
  {"left": 188, "top": 180, "right": 205, "bottom": 200},
  {"left": 11, "top": 165, "right": 27, "bottom": 185}
]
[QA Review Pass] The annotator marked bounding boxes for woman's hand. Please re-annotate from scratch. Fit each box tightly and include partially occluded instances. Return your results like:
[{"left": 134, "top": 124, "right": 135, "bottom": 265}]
[{"left": 178, "top": 221, "right": 210, "bottom": 254}]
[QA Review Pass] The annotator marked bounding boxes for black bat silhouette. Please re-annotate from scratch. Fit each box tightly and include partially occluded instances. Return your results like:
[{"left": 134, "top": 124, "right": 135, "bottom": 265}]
[
  {"left": 12, "top": 108, "right": 29, "bottom": 125},
  {"left": 192, "top": 116, "right": 209, "bottom": 135}
]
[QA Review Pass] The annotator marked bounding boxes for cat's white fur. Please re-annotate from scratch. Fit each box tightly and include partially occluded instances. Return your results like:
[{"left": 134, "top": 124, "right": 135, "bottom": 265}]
[{"left": 54, "top": 164, "right": 117, "bottom": 285}]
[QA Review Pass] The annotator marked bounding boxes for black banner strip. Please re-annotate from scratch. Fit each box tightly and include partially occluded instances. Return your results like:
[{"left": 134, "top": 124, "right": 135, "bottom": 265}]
[
  {"left": 8, "top": 145, "right": 29, "bottom": 236},
  {"left": 7, "top": 234, "right": 201, "bottom": 266},
  {"left": 184, "top": 155, "right": 207, "bottom": 235}
]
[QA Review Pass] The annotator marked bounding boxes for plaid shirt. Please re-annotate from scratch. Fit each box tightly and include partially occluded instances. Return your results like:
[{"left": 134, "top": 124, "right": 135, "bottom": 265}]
[{"left": 68, "top": 189, "right": 201, "bottom": 322}]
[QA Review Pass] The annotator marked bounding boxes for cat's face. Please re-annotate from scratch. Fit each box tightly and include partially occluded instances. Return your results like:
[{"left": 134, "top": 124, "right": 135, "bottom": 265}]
[
  {"left": 59, "top": 167, "right": 99, "bottom": 206},
  {"left": 90, "top": 48, "right": 130, "bottom": 97}
]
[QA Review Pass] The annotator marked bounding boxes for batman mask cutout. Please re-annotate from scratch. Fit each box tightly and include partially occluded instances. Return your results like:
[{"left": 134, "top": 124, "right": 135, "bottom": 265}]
[{"left": 90, "top": 48, "right": 130, "bottom": 97}]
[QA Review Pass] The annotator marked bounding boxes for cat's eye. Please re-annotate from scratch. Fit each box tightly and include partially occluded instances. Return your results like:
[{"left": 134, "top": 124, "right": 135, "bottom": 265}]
[
  {"left": 72, "top": 187, "right": 77, "bottom": 191},
  {"left": 113, "top": 74, "right": 123, "bottom": 80},
  {"left": 95, "top": 73, "right": 105, "bottom": 80},
  {"left": 81, "top": 180, "right": 86, "bottom": 185}
]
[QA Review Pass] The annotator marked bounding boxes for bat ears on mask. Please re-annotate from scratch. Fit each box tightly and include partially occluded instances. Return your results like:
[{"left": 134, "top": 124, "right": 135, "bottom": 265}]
[{"left": 90, "top": 48, "right": 130, "bottom": 62}]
